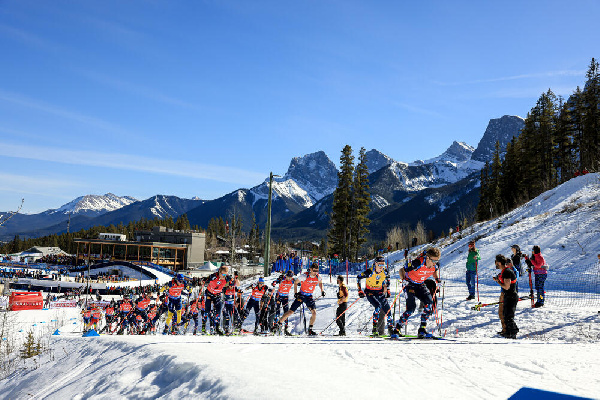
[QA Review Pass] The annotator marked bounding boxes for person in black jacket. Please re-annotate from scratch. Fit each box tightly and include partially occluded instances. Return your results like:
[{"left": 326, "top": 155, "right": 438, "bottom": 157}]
[{"left": 493, "top": 254, "right": 519, "bottom": 339}]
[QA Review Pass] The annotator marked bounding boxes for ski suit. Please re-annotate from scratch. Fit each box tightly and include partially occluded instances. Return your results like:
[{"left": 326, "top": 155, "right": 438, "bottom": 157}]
[
  {"left": 396, "top": 255, "right": 439, "bottom": 332},
  {"left": 357, "top": 266, "right": 393, "bottom": 333},
  {"left": 203, "top": 272, "right": 231, "bottom": 332}
]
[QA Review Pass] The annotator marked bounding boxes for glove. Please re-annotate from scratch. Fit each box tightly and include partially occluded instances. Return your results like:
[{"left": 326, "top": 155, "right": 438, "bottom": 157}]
[
  {"left": 435, "top": 278, "right": 441, "bottom": 284},
  {"left": 321, "top": 291, "right": 325, "bottom": 297},
  {"left": 386, "top": 289, "right": 391, "bottom": 298},
  {"left": 294, "top": 293, "right": 300, "bottom": 300},
  {"left": 358, "top": 291, "right": 365, "bottom": 298}
]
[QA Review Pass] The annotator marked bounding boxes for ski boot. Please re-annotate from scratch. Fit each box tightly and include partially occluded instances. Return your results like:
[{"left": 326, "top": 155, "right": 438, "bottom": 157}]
[
  {"left": 284, "top": 327, "right": 292, "bottom": 336},
  {"left": 417, "top": 326, "right": 429, "bottom": 339},
  {"left": 193, "top": 328, "right": 197, "bottom": 336},
  {"left": 215, "top": 326, "right": 224, "bottom": 336},
  {"left": 371, "top": 325, "right": 379, "bottom": 337},
  {"left": 307, "top": 328, "right": 317, "bottom": 336}
]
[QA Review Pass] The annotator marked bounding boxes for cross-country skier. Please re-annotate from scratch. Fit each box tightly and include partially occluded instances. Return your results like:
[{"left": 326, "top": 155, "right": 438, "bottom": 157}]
[
  {"left": 277, "top": 262, "right": 325, "bottom": 336},
  {"left": 392, "top": 247, "right": 441, "bottom": 338},
  {"left": 222, "top": 272, "right": 241, "bottom": 335},
  {"left": 164, "top": 274, "right": 187, "bottom": 334},
  {"left": 357, "top": 256, "right": 394, "bottom": 336},
  {"left": 272, "top": 270, "right": 295, "bottom": 335},
  {"left": 237, "top": 277, "right": 271, "bottom": 335},
  {"left": 524, "top": 245, "right": 548, "bottom": 307},
  {"left": 493, "top": 254, "right": 519, "bottom": 338},
  {"left": 202, "top": 265, "right": 232, "bottom": 335}
]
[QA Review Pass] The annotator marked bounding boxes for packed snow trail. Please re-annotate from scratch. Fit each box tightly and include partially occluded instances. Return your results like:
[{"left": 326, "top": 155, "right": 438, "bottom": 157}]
[{"left": 3, "top": 334, "right": 599, "bottom": 400}]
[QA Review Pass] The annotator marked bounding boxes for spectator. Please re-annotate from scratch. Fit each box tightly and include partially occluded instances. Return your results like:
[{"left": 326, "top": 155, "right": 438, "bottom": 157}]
[
  {"left": 493, "top": 254, "right": 519, "bottom": 339},
  {"left": 524, "top": 245, "right": 548, "bottom": 308},
  {"left": 465, "top": 241, "right": 480, "bottom": 300},
  {"left": 336, "top": 275, "right": 348, "bottom": 336}
]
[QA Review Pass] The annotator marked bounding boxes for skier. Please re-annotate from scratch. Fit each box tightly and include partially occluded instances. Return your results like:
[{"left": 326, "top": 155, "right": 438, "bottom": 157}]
[
  {"left": 237, "top": 277, "right": 271, "bottom": 334},
  {"left": 222, "top": 272, "right": 241, "bottom": 335},
  {"left": 493, "top": 254, "right": 519, "bottom": 338},
  {"left": 117, "top": 295, "right": 134, "bottom": 335},
  {"left": 277, "top": 262, "right": 325, "bottom": 336},
  {"left": 392, "top": 247, "right": 441, "bottom": 338},
  {"left": 524, "top": 245, "right": 548, "bottom": 307},
  {"left": 465, "top": 241, "right": 480, "bottom": 300},
  {"left": 272, "top": 270, "right": 295, "bottom": 335},
  {"left": 131, "top": 295, "right": 151, "bottom": 334},
  {"left": 357, "top": 256, "right": 394, "bottom": 336},
  {"left": 164, "top": 274, "right": 187, "bottom": 334},
  {"left": 336, "top": 275, "right": 349, "bottom": 336},
  {"left": 202, "top": 265, "right": 232, "bottom": 335}
]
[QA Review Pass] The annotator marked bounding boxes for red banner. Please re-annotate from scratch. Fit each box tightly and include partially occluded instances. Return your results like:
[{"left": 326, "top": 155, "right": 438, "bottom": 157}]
[{"left": 9, "top": 292, "right": 43, "bottom": 311}]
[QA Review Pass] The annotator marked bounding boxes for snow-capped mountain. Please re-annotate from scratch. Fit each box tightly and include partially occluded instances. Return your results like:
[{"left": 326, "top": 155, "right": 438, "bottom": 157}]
[
  {"left": 369, "top": 141, "right": 483, "bottom": 206},
  {"left": 49, "top": 193, "right": 138, "bottom": 216}
]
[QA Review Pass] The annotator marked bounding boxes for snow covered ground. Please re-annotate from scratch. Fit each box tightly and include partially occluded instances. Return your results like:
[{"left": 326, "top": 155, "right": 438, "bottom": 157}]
[{"left": 0, "top": 174, "right": 599, "bottom": 399}]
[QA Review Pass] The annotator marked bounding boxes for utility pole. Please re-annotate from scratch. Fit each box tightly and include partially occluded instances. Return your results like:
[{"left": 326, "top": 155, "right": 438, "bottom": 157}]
[{"left": 263, "top": 172, "right": 279, "bottom": 276}]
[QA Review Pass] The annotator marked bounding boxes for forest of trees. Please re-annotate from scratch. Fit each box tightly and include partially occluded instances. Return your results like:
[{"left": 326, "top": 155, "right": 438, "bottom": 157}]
[
  {"left": 327, "top": 146, "right": 371, "bottom": 261},
  {"left": 477, "top": 58, "right": 600, "bottom": 221}
]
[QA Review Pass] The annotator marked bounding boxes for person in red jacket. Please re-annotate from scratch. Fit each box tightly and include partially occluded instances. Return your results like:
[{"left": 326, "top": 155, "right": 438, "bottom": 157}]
[{"left": 524, "top": 245, "right": 548, "bottom": 307}]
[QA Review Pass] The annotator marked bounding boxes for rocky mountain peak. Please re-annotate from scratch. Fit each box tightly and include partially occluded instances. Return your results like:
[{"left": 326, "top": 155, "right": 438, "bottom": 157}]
[
  {"left": 440, "top": 141, "right": 475, "bottom": 162},
  {"left": 471, "top": 115, "right": 525, "bottom": 163},
  {"left": 283, "top": 151, "right": 338, "bottom": 198},
  {"left": 365, "top": 149, "right": 394, "bottom": 173}
]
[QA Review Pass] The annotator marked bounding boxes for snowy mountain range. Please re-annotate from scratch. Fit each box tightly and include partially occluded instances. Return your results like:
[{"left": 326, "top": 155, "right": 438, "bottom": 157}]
[
  {"left": 0, "top": 115, "right": 524, "bottom": 241},
  {"left": 49, "top": 193, "right": 139, "bottom": 216}
]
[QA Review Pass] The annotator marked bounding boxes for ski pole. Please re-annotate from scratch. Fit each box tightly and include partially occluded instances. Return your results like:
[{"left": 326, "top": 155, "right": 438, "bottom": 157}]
[
  {"left": 528, "top": 267, "right": 534, "bottom": 308},
  {"left": 319, "top": 297, "right": 360, "bottom": 335},
  {"left": 475, "top": 260, "right": 480, "bottom": 303},
  {"left": 471, "top": 295, "right": 533, "bottom": 311}
]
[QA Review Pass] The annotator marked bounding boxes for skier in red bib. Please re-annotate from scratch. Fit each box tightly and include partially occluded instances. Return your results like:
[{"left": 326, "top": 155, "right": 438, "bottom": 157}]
[{"left": 277, "top": 262, "right": 324, "bottom": 336}]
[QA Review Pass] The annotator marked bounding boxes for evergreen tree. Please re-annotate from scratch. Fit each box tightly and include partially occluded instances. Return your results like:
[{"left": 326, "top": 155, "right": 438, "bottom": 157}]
[
  {"left": 328, "top": 145, "right": 354, "bottom": 261},
  {"left": 350, "top": 147, "right": 371, "bottom": 260},
  {"left": 582, "top": 58, "right": 600, "bottom": 172}
]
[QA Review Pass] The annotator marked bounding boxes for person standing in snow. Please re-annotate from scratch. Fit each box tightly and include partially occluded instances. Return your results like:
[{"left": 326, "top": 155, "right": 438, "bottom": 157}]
[
  {"left": 465, "top": 241, "right": 480, "bottom": 300},
  {"left": 392, "top": 247, "right": 441, "bottom": 338},
  {"left": 357, "top": 256, "right": 393, "bottom": 336},
  {"left": 277, "top": 262, "right": 325, "bottom": 336},
  {"left": 524, "top": 246, "right": 548, "bottom": 307},
  {"left": 493, "top": 254, "right": 519, "bottom": 339},
  {"left": 336, "top": 275, "right": 349, "bottom": 336}
]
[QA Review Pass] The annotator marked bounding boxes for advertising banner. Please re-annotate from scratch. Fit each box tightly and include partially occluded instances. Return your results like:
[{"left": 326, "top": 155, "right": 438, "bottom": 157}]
[
  {"left": 49, "top": 300, "right": 78, "bottom": 308},
  {"left": 9, "top": 292, "right": 43, "bottom": 311}
]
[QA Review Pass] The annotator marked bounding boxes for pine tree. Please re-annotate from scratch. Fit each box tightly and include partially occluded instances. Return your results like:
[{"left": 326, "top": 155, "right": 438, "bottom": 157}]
[
  {"left": 350, "top": 147, "right": 371, "bottom": 260},
  {"left": 328, "top": 145, "right": 354, "bottom": 261},
  {"left": 582, "top": 58, "right": 600, "bottom": 172}
]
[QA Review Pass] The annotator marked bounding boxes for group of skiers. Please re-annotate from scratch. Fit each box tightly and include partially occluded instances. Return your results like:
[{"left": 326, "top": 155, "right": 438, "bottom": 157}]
[{"left": 78, "top": 241, "right": 557, "bottom": 339}]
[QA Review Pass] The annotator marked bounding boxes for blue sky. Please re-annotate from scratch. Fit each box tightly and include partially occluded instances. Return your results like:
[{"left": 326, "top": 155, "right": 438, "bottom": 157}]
[{"left": 0, "top": 0, "right": 597, "bottom": 213}]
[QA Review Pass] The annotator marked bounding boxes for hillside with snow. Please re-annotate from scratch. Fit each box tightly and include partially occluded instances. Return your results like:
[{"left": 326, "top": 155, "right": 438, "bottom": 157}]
[{"left": 1, "top": 174, "right": 599, "bottom": 399}]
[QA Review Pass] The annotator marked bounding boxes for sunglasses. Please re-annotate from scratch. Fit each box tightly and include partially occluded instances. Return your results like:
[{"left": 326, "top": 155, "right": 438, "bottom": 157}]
[{"left": 428, "top": 257, "right": 440, "bottom": 262}]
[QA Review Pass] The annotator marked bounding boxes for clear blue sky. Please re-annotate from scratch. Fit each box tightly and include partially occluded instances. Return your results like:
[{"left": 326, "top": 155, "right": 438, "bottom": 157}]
[{"left": 0, "top": 0, "right": 597, "bottom": 213}]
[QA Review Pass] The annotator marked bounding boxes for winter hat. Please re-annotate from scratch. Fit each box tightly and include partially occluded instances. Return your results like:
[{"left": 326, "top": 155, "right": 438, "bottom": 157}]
[{"left": 258, "top": 277, "right": 265, "bottom": 283}]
